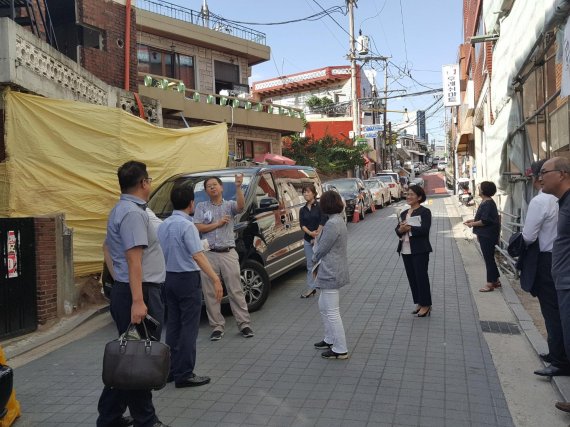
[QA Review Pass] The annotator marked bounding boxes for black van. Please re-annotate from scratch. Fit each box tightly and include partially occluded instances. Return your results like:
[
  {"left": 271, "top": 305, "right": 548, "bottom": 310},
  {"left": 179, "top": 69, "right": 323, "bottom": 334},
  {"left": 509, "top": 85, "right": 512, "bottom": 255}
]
[{"left": 148, "top": 165, "right": 323, "bottom": 312}]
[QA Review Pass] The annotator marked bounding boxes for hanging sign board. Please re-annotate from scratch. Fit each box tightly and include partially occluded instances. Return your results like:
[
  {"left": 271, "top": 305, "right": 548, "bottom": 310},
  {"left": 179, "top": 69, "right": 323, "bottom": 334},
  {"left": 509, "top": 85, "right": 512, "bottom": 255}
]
[{"left": 442, "top": 64, "right": 461, "bottom": 106}]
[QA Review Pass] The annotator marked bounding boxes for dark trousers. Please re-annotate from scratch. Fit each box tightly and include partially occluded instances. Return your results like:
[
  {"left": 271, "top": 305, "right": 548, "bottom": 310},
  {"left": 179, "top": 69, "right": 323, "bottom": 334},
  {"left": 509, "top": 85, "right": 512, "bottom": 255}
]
[
  {"left": 97, "top": 282, "right": 164, "bottom": 427},
  {"left": 478, "top": 236, "right": 500, "bottom": 283},
  {"left": 557, "top": 288, "right": 570, "bottom": 370},
  {"left": 534, "top": 253, "right": 569, "bottom": 368},
  {"left": 164, "top": 271, "right": 202, "bottom": 382},
  {"left": 402, "top": 253, "right": 432, "bottom": 307}
]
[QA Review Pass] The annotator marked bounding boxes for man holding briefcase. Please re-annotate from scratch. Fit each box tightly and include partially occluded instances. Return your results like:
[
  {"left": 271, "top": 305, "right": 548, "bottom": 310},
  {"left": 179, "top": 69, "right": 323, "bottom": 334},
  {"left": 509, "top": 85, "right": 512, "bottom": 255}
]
[{"left": 97, "top": 161, "right": 169, "bottom": 427}]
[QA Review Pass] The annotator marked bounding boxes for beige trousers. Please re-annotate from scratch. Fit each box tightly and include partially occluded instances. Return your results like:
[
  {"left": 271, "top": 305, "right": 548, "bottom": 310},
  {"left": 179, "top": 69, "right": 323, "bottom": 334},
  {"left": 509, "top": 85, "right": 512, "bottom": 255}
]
[{"left": 201, "top": 249, "right": 251, "bottom": 332}]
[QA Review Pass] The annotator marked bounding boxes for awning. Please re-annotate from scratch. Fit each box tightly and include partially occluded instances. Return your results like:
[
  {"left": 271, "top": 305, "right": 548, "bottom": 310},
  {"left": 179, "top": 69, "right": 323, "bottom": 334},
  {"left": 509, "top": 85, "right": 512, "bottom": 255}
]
[
  {"left": 254, "top": 152, "right": 296, "bottom": 165},
  {"left": 456, "top": 116, "right": 473, "bottom": 153}
]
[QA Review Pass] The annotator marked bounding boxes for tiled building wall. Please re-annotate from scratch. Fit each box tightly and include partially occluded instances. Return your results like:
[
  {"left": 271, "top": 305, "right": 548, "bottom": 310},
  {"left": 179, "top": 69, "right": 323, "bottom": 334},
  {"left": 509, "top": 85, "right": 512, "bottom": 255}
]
[{"left": 137, "top": 32, "right": 250, "bottom": 93}]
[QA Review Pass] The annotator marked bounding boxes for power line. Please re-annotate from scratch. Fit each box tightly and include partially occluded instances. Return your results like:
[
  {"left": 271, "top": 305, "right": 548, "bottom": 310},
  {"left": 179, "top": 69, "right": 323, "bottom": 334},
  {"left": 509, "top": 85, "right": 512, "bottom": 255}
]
[
  {"left": 215, "top": 7, "right": 346, "bottom": 26},
  {"left": 398, "top": 0, "right": 409, "bottom": 70}
]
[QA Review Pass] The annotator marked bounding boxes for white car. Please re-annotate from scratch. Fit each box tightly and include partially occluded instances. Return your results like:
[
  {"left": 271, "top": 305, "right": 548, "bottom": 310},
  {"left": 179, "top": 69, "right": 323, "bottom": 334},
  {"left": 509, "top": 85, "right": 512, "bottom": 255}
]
[
  {"left": 364, "top": 179, "right": 391, "bottom": 208},
  {"left": 437, "top": 161, "right": 447, "bottom": 171},
  {"left": 374, "top": 174, "right": 401, "bottom": 201}
]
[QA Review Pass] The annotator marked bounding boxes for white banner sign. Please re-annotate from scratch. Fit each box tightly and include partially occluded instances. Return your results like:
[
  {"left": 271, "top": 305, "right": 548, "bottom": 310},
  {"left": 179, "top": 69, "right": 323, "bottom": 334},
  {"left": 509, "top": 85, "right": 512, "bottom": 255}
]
[
  {"left": 442, "top": 64, "right": 461, "bottom": 106},
  {"left": 561, "top": 19, "right": 570, "bottom": 97}
]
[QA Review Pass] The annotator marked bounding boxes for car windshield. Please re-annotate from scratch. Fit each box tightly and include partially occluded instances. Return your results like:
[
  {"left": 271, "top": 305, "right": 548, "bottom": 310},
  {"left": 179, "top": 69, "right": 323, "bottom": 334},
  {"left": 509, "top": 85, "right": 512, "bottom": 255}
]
[
  {"left": 149, "top": 172, "right": 253, "bottom": 218},
  {"left": 328, "top": 180, "right": 357, "bottom": 192},
  {"left": 375, "top": 176, "right": 393, "bottom": 183},
  {"left": 364, "top": 180, "right": 379, "bottom": 189}
]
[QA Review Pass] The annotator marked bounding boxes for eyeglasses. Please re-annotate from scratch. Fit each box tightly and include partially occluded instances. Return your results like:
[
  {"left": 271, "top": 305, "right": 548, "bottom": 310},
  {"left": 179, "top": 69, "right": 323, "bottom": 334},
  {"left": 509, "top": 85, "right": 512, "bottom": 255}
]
[{"left": 539, "top": 169, "right": 561, "bottom": 177}]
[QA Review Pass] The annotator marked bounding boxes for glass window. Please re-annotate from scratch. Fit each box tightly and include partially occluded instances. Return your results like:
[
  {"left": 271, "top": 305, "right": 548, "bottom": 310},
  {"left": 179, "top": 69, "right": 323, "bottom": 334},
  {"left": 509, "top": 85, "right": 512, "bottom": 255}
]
[
  {"left": 137, "top": 44, "right": 195, "bottom": 89},
  {"left": 254, "top": 173, "right": 277, "bottom": 208}
]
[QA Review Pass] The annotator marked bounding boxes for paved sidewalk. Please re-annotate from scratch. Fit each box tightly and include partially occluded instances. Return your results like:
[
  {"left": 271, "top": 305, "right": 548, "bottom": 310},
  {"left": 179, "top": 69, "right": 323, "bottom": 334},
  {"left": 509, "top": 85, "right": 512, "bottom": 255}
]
[{"left": 11, "top": 196, "right": 515, "bottom": 426}]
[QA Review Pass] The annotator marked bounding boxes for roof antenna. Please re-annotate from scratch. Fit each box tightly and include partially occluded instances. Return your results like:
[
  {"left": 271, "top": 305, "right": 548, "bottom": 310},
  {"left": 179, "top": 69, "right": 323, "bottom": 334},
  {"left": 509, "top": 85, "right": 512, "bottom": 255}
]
[{"left": 201, "top": 0, "right": 209, "bottom": 27}]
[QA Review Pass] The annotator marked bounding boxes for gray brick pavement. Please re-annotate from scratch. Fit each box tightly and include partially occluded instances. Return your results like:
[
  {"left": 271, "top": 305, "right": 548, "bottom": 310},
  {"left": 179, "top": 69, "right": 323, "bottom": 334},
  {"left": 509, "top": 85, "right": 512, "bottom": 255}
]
[{"left": 11, "top": 196, "right": 514, "bottom": 426}]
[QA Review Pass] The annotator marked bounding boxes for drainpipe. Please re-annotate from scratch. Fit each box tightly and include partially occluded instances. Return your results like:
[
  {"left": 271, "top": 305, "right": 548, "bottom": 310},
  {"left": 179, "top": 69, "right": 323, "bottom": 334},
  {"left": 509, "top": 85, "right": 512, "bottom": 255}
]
[{"left": 124, "top": 0, "right": 131, "bottom": 91}]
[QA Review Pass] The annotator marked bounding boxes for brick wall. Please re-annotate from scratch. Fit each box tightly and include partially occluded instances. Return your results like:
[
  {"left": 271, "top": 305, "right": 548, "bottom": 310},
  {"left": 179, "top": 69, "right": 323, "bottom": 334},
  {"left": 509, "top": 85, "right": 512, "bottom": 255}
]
[
  {"left": 78, "top": 0, "right": 137, "bottom": 92},
  {"left": 34, "top": 217, "right": 58, "bottom": 324}
]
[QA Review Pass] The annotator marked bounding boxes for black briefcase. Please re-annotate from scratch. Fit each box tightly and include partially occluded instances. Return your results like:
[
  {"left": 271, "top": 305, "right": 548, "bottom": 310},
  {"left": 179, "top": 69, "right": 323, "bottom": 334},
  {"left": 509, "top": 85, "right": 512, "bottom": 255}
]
[
  {"left": 102, "top": 323, "right": 170, "bottom": 391},
  {"left": 0, "top": 364, "right": 13, "bottom": 418}
]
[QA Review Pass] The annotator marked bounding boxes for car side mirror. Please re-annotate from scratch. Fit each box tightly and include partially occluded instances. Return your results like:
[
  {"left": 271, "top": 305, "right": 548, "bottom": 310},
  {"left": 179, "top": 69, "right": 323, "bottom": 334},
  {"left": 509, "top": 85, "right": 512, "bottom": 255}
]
[{"left": 255, "top": 197, "right": 279, "bottom": 213}]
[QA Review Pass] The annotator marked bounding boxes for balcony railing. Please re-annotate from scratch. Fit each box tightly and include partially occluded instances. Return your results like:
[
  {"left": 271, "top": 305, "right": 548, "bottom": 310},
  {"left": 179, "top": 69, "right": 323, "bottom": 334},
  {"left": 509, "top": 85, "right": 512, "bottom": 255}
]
[
  {"left": 136, "top": 0, "right": 266, "bottom": 45},
  {"left": 139, "top": 73, "right": 304, "bottom": 118}
]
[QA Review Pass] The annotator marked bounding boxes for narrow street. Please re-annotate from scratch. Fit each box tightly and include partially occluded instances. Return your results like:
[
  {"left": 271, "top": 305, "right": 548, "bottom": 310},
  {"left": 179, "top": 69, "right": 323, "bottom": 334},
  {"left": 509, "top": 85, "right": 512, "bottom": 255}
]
[{"left": 7, "top": 172, "right": 567, "bottom": 426}]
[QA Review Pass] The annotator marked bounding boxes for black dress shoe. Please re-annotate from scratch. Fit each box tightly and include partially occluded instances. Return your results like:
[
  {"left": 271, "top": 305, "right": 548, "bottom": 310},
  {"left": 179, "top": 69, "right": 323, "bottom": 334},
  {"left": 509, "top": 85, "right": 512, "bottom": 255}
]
[
  {"left": 111, "top": 416, "right": 134, "bottom": 427},
  {"left": 175, "top": 373, "right": 211, "bottom": 388},
  {"left": 534, "top": 365, "right": 570, "bottom": 377},
  {"left": 539, "top": 353, "right": 553, "bottom": 363}
]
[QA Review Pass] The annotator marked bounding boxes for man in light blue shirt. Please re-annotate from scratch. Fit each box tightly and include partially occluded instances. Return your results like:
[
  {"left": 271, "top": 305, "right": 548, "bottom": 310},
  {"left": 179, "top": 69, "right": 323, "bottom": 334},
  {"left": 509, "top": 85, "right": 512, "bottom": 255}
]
[
  {"left": 158, "top": 183, "right": 222, "bottom": 388},
  {"left": 97, "top": 160, "right": 168, "bottom": 427},
  {"left": 194, "top": 174, "right": 254, "bottom": 341}
]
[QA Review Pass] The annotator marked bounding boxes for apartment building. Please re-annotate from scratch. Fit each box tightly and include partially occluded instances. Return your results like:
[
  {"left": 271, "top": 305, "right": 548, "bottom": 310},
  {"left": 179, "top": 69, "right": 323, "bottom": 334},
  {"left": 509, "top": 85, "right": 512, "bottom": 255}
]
[{"left": 0, "top": 0, "right": 303, "bottom": 161}]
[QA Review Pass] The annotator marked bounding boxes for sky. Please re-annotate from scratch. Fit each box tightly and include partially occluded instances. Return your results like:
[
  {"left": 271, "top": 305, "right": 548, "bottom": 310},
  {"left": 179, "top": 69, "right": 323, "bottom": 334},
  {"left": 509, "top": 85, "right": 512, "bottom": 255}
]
[{"left": 169, "top": 0, "right": 463, "bottom": 143}]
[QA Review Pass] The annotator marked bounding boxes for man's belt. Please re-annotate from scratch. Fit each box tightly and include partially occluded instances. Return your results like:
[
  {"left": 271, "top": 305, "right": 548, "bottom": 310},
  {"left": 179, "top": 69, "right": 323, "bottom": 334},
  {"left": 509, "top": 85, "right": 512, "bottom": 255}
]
[
  {"left": 210, "top": 247, "right": 234, "bottom": 253},
  {"left": 115, "top": 281, "right": 163, "bottom": 287}
]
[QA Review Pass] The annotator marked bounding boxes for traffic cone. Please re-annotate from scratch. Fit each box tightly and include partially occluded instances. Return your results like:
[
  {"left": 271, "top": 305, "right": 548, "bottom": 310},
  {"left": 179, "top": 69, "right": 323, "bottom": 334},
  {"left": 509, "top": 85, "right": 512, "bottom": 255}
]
[{"left": 351, "top": 209, "right": 360, "bottom": 223}]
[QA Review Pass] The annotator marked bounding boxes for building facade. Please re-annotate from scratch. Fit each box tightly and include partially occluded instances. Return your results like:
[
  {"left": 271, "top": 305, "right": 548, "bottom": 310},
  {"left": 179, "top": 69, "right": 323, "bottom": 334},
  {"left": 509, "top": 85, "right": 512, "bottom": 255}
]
[
  {"left": 0, "top": 0, "right": 304, "bottom": 163},
  {"left": 252, "top": 65, "right": 380, "bottom": 173},
  {"left": 452, "top": 0, "right": 570, "bottom": 224}
]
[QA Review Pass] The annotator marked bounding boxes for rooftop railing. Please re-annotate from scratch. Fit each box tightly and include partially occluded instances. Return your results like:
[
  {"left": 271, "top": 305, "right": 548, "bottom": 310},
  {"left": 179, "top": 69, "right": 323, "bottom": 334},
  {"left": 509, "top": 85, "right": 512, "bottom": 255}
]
[{"left": 136, "top": 0, "right": 267, "bottom": 45}]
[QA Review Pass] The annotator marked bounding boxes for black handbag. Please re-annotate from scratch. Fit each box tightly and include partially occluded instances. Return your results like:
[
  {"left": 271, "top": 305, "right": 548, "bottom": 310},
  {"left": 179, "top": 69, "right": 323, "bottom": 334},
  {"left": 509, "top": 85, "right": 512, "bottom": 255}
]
[{"left": 102, "top": 322, "right": 170, "bottom": 391}]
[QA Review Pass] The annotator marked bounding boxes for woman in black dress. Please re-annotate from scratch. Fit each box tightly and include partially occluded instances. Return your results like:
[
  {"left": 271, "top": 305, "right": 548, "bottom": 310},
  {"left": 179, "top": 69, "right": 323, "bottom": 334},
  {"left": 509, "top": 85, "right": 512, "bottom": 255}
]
[
  {"left": 464, "top": 181, "right": 501, "bottom": 292},
  {"left": 395, "top": 185, "right": 433, "bottom": 317}
]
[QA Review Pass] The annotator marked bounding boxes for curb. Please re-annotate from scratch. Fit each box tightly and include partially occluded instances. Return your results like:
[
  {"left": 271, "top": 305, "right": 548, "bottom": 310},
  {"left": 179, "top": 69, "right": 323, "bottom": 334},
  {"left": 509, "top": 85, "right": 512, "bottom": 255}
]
[{"left": 1, "top": 304, "right": 110, "bottom": 360}]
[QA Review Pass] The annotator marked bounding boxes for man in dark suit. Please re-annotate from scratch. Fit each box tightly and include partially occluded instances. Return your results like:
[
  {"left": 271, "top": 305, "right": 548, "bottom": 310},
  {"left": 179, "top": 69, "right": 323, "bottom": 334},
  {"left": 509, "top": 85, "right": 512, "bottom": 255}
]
[
  {"left": 520, "top": 160, "right": 568, "bottom": 377},
  {"left": 540, "top": 157, "right": 570, "bottom": 413}
]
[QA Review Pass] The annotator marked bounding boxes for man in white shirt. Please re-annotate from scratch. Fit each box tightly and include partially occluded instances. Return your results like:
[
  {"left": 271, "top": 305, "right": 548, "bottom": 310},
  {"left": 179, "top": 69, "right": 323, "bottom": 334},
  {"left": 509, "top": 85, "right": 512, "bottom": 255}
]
[{"left": 522, "top": 160, "right": 570, "bottom": 377}]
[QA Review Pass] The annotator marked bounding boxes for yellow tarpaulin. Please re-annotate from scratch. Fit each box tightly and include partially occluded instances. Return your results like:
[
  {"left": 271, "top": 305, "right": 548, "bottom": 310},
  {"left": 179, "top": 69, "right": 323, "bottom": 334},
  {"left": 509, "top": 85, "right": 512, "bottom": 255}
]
[{"left": 1, "top": 91, "right": 228, "bottom": 276}]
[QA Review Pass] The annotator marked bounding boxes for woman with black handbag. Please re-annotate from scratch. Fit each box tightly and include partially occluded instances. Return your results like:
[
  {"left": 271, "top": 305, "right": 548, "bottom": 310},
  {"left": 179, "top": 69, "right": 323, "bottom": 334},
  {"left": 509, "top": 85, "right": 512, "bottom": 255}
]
[{"left": 395, "top": 185, "right": 433, "bottom": 317}]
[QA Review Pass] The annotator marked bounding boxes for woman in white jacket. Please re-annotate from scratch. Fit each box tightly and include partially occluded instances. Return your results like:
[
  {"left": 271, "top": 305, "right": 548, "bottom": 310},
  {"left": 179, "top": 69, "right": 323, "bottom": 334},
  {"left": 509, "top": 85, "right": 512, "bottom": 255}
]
[{"left": 312, "top": 190, "right": 349, "bottom": 360}]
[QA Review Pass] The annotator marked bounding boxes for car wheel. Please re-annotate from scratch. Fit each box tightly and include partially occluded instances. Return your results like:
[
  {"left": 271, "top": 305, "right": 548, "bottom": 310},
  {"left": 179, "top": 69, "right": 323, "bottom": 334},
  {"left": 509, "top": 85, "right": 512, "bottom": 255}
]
[
  {"left": 379, "top": 197, "right": 384, "bottom": 209},
  {"left": 359, "top": 201, "right": 365, "bottom": 220},
  {"left": 240, "top": 259, "right": 270, "bottom": 312}
]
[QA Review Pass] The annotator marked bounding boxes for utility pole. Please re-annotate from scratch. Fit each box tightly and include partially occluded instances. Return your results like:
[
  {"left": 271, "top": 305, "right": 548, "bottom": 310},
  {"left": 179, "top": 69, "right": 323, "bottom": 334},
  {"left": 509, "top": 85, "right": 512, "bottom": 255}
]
[
  {"left": 347, "top": 0, "right": 360, "bottom": 177},
  {"left": 382, "top": 61, "right": 388, "bottom": 169}
]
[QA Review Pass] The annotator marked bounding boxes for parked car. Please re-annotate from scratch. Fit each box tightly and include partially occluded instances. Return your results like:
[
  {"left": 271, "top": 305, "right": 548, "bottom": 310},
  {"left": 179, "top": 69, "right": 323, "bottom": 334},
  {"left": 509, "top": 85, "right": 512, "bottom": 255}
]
[
  {"left": 376, "top": 171, "right": 405, "bottom": 200},
  {"left": 326, "top": 178, "right": 372, "bottom": 221},
  {"left": 322, "top": 183, "right": 348, "bottom": 223},
  {"left": 103, "top": 165, "right": 322, "bottom": 313},
  {"left": 437, "top": 161, "right": 447, "bottom": 171},
  {"left": 364, "top": 179, "right": 390, "bottom": 208},
  {"left": 398, "top": 175, "right": 410, "bottom": 191},
  {"left": 411, "top": 177, "right": 425, "bottom": 188}
]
